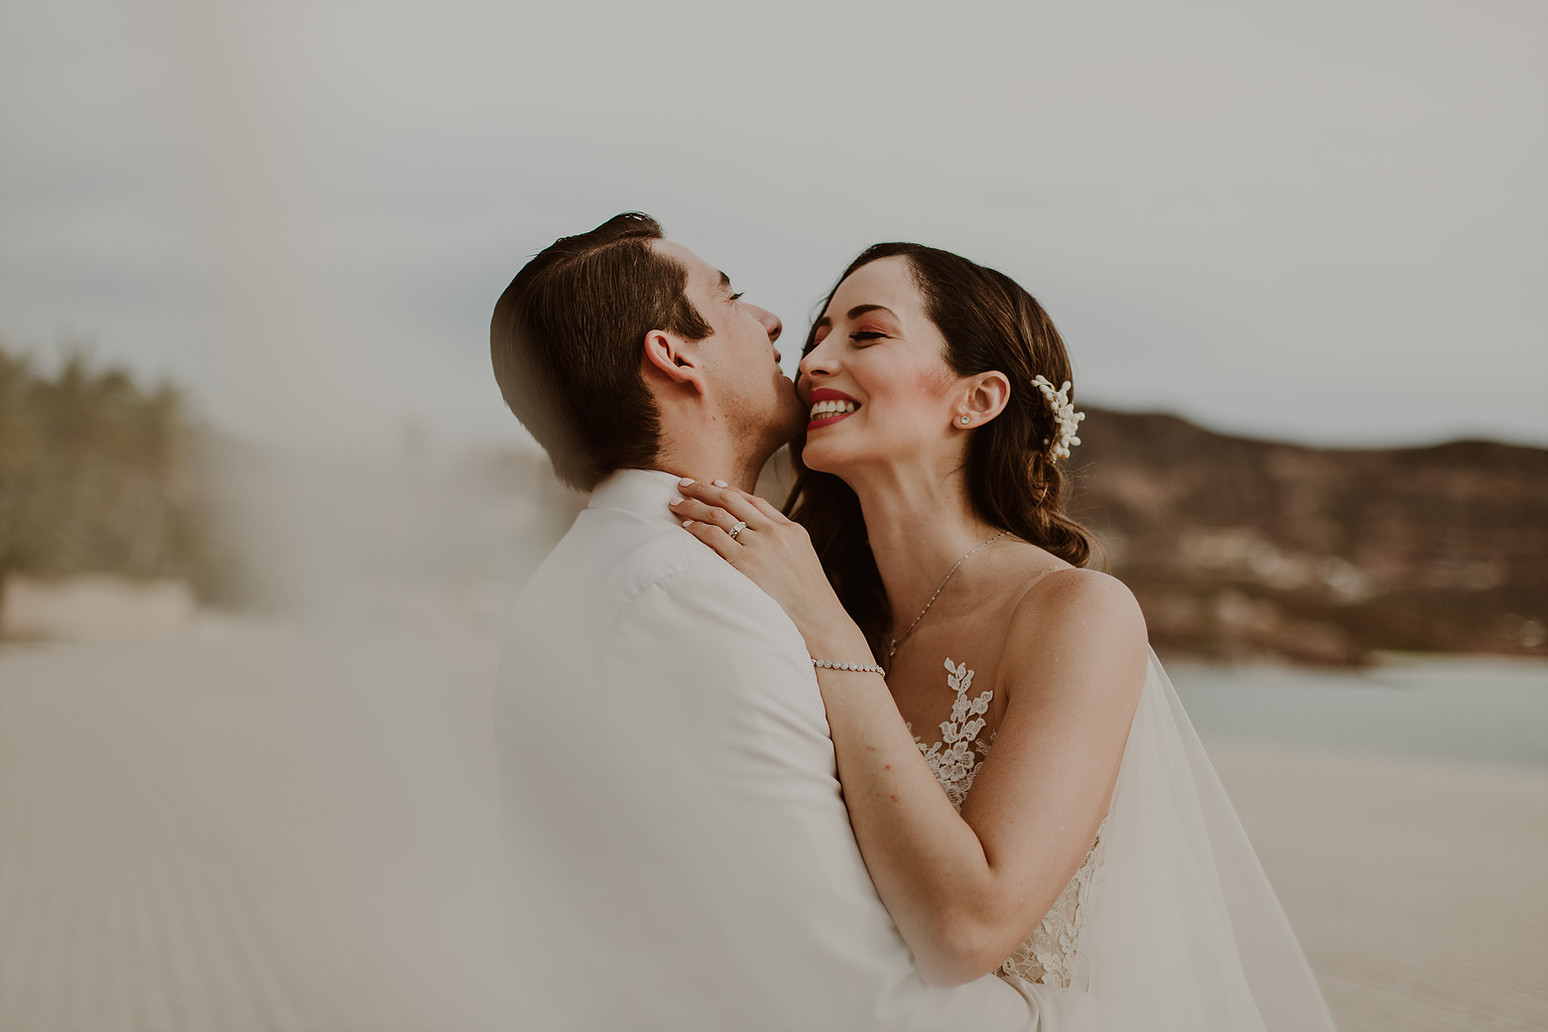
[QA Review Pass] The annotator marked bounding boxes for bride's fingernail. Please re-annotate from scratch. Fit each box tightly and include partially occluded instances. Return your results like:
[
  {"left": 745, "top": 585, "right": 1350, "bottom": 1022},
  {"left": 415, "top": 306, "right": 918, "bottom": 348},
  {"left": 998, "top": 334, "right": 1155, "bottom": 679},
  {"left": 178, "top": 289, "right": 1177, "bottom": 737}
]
[
  {"left": 713, "top": 480, "right": 728, "bottom": 488},
  {"left": 682, "top": 519, "right": 694, "bottom": 527},
  {"left": 678, "top": 477, "right": 695, "bottom": 486},
  {"left": 670, "top": 497, "right": 683, "bottom": 505}
]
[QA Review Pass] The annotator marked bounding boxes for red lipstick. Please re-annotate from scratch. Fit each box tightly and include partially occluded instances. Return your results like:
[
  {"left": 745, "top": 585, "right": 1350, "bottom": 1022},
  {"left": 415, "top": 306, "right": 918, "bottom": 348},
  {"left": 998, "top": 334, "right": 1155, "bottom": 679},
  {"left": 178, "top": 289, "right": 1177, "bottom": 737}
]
[{"left": 806, "top": 387, "right": 860, "bottom": 430}]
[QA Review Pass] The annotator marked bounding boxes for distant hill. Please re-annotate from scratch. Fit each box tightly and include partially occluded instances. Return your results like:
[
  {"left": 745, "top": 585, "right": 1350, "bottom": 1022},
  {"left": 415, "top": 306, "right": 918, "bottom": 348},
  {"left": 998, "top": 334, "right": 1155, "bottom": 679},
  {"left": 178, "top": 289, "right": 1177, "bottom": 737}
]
[
  {"left": 6, "top": 334, "right": 1540, "bottom": 665},
  {"left": 1068, "top": 409, "right": 1548, "bottom": 664},
  {"left": 436, "top": 409, "right": 1546, "bottom": 666}
]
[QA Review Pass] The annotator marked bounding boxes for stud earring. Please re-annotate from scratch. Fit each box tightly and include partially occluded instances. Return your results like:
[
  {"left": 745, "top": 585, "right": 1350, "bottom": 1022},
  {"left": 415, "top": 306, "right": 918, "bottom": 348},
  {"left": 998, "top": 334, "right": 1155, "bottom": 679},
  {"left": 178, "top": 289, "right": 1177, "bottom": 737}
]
[{"left": 959, "top": 415, "right": 971, "bottom": 425}]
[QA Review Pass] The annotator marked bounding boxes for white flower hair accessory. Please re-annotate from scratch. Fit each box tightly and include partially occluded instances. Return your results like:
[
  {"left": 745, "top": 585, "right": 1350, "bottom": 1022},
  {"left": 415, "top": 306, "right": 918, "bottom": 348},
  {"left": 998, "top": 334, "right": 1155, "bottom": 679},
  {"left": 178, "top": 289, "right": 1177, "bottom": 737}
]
[{"left": 1030, "top": 375, "right": 1085, "bottom": 459}]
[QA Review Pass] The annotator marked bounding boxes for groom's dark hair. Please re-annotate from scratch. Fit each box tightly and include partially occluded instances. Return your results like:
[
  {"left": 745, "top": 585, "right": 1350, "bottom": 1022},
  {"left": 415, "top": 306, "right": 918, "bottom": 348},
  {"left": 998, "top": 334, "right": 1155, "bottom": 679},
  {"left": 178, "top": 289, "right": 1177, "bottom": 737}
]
[{"left": 491, "top": 212, "right": 712, "bottom": 490}]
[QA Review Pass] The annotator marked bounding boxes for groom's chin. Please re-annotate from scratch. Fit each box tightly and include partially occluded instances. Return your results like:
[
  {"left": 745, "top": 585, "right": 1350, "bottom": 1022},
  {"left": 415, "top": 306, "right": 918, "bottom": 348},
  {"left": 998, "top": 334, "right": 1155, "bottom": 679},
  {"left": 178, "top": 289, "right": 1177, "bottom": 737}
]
[
  {"left": 779, "top": 396, "right": 810, "bottom": 443},
  {"left": 750, "top": 410, "right": 807, "bottom": 481}
]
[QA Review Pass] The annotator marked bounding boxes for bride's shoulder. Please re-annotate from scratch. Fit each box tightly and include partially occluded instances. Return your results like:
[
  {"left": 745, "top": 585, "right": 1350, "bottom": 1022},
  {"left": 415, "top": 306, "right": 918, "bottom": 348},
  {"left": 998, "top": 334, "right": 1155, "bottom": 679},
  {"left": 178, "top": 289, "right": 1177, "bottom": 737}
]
[
  {"left": 1018, "top": 563, "right": 1140, "bottom": 611},
  {"left": 999, "top": 565, "right": 1148, "bottom": 686}
]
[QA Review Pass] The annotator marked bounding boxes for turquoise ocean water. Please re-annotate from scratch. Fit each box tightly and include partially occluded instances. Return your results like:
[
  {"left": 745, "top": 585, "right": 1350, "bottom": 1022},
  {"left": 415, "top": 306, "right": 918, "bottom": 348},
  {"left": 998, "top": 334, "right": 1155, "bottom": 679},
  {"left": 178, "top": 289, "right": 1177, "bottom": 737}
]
[{"left": 1168, "top": 654, "right": 1548, "bottom": 770}]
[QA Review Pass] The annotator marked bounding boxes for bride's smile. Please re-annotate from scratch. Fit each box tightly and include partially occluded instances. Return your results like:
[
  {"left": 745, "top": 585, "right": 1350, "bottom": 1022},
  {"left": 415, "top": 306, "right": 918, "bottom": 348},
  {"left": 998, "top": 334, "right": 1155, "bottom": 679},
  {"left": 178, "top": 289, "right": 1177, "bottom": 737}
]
[
  {"left": 806, "top": 388, "right": 859, "bottom": 429},
  {"left": 796, "top": 255, "right": 985, "bottom": 478}
]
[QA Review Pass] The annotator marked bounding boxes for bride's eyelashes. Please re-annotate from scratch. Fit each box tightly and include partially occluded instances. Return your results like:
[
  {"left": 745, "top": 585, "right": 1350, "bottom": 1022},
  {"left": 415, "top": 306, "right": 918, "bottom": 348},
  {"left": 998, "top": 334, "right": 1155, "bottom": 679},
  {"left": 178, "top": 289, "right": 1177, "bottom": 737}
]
[{"left": 801, "top": 323, "right": 888, "bottom": 357}]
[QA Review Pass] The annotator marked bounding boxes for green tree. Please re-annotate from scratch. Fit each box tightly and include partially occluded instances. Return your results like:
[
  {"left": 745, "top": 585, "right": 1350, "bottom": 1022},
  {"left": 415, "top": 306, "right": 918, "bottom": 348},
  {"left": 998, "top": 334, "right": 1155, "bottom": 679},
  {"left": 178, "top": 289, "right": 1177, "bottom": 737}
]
[{"left": 0, "top": 339, "right": 227, "bottom": 630}]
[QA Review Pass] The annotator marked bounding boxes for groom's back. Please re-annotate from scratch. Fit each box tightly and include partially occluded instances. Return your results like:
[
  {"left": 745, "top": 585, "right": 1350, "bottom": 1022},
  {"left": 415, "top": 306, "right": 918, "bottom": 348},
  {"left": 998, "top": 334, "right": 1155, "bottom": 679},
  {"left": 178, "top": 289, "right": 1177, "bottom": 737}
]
[{"left": 495, "top": 470, "right": 1048, "bottom": 1031}]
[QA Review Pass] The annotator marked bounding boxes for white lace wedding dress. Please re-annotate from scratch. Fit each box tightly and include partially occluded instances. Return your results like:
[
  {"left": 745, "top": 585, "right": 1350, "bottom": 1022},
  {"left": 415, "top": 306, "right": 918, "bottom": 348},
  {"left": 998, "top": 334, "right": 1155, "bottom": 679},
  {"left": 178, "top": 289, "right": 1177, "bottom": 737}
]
[
  {"left": 912, "top": 657, "right": 1106, "bottom": 989},
  {"left": 909, "top": 653, "right": 1336, "bottom": 1031}
]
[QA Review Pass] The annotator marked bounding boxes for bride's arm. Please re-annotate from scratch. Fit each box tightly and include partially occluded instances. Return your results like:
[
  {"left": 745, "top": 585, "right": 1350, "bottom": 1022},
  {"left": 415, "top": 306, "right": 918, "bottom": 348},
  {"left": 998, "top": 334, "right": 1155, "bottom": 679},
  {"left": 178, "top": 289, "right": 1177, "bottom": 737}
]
[
  {"left": 672, "top": 482, "right": 1148, "bottom": 987},
  {"left": 808, "top": 571, "right": 1146, "bottom": 986}
]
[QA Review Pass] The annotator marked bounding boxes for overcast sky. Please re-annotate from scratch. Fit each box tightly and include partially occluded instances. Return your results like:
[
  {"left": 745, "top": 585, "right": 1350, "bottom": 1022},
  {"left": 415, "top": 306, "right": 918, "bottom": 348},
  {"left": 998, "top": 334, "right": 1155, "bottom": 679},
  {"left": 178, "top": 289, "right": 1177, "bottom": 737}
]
[{"left": 2, "top": 0, "right": 1544, "bottom": 453}]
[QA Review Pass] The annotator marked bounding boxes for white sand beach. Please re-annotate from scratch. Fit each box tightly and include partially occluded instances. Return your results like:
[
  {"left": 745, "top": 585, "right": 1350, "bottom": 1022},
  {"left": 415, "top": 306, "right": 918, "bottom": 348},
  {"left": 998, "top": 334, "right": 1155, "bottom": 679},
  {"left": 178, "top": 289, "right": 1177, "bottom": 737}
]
[
  {"left": 1, "top": 626, "right": 1544, "bottom": 1031},
  {"left": 1210, "top": 743, "right": 1548, "bottom": 1032}
]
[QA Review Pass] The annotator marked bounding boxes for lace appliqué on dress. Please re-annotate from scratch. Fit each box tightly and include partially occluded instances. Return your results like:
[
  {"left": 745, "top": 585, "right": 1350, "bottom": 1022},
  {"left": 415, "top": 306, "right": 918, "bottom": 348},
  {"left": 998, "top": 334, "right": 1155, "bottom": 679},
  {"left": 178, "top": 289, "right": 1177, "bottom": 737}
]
[
  {"left": 913, "top": 658, "right": 993, "bottom": 808},
  {"left": 910, "top": 656, "right": 1106, "bottom": 989}
]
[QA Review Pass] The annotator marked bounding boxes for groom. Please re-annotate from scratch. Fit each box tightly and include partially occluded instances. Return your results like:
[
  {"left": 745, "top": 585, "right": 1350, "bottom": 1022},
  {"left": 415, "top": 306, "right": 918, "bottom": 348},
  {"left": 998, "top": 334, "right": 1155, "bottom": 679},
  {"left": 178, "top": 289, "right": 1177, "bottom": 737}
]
[{"left": 490, "top": 213, "right": 1067, "bottom": 1029}]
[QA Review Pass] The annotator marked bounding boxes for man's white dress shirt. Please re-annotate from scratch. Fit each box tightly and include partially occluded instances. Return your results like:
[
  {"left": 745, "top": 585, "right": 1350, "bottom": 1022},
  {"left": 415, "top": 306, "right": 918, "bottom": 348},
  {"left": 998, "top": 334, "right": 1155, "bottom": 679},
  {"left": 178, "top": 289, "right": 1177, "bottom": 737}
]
[{"left": 496, "top": 469, "right": 1065, "bottom": 1030}]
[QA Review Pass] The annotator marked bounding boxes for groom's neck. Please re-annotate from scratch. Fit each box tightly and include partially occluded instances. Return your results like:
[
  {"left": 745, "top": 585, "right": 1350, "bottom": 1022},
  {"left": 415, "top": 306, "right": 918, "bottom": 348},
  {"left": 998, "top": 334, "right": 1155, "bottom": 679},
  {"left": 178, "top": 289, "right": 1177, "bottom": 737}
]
[
  {"left": 650, "top": 465, "right": 758, "bottom": 494},
  {"left": 652, "top": 437, "right": 766, "bottom": 495},
  {"left": 649, "top": 394, "right": 768, "bottom": 493}
]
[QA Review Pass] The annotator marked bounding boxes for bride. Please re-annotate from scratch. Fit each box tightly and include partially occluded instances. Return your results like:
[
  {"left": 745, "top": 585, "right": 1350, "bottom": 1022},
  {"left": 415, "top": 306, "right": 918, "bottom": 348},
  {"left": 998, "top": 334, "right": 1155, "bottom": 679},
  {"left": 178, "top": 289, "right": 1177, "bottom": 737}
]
[{"left": 670, "top": 243, "right": 1336, "bottom": 1030}]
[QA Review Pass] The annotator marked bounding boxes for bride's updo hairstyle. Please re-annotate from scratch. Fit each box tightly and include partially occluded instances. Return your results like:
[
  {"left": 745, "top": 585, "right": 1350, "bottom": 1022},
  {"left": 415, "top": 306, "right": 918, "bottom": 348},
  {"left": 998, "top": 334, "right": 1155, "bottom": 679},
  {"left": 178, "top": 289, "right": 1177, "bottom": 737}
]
[{"left": 785, "top": 242, "right": 1098, "bottom": 651}]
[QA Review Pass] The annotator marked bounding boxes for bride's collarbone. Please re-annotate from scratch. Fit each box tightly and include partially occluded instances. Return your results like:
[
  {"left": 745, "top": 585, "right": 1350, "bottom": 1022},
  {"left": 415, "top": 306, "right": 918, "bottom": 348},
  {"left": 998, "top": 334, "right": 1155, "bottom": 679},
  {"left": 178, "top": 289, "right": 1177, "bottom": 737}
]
[
  {"left": 886, "top": 590, "right": 1020, "bottom": 666},
  {"left": 894, "top": 558, "right": 1056, "bottom": 640}
]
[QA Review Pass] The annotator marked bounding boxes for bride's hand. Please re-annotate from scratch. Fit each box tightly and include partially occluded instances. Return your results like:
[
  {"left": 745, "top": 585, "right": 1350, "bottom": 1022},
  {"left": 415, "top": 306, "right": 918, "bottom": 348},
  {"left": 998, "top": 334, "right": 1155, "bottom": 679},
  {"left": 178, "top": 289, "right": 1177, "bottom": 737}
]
[{"left": 669, "top": 479, "right": 850, "bottom": 638}]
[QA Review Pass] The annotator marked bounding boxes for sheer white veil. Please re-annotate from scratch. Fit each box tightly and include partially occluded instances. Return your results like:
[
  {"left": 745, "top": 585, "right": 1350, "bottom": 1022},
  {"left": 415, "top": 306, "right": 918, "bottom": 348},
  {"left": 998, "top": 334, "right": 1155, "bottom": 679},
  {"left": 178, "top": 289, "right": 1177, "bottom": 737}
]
[{"left": 1061, "top": 649, "right": 1336, "bottom": 1031}]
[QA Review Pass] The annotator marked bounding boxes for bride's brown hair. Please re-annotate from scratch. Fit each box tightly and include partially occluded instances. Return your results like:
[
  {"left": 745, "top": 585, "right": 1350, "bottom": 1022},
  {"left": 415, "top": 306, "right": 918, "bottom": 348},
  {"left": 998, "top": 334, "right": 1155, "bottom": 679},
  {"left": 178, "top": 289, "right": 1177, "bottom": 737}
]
[{"left": 784, "top": 242, "right": 1098, "bottom": 655}]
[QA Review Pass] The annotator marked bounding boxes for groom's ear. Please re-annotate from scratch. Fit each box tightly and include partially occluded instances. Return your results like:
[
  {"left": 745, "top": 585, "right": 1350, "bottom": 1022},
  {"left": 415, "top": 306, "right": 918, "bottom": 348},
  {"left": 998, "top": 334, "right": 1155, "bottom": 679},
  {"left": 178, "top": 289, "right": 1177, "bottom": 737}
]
[{"left": 641, "top": 329, "right": 707, "bottom": 394}]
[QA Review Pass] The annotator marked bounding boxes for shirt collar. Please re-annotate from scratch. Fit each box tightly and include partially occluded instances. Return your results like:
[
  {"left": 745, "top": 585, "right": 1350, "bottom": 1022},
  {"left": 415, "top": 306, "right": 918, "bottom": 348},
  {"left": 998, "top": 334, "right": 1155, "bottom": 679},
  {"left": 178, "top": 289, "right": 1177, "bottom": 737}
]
[{"left": 587, "top": 468, "right": 686, "bottom": 528}]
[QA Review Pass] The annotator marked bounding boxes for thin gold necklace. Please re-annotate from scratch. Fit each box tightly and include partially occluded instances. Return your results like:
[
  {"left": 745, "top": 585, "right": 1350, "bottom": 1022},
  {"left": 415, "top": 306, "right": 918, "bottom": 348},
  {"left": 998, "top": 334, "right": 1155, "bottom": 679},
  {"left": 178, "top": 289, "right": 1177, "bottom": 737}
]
[{"left": 884, "top": 531, "right": 1006, "bottom": 669}]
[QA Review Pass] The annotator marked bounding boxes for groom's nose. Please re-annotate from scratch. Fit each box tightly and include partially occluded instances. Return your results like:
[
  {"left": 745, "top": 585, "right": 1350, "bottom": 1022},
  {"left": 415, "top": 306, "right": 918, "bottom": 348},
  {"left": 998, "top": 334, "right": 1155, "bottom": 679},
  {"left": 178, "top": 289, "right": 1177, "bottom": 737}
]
[{"left": 747, "top": 304, "right": 782, "bottom": 345}]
